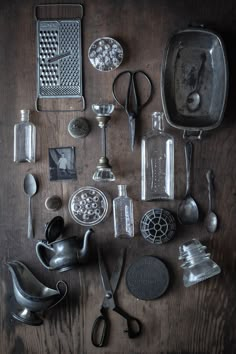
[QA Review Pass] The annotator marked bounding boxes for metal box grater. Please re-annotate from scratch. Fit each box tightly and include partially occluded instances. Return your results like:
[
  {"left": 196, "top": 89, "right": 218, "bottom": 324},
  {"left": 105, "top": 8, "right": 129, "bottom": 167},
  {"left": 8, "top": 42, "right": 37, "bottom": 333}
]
[{"left": 35, "top": 4, "right": 85, "bottom": 112}]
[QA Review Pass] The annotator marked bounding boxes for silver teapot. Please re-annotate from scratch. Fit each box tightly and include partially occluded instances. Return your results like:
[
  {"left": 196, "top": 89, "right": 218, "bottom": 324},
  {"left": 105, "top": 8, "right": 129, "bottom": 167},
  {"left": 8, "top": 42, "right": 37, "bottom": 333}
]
[{"left": 36, "top": 216, "right": 94, "bottom": 272}]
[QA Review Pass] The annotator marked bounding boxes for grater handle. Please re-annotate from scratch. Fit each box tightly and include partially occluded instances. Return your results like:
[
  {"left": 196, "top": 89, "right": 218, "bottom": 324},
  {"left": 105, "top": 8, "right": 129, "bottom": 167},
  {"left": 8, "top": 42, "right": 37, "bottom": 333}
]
[
  {"left": 35, "top": 96, "right": 86, "bottom": 113},
  {"left": 35, "top": 4, "right": 84, "bottom": 21}
]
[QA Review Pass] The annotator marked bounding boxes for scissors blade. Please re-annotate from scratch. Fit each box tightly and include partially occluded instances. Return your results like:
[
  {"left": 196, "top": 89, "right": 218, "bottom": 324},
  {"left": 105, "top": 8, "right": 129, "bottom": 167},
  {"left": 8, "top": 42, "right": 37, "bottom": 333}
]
[
  {"left": 98, "top": 248, "right": 125, "bottom": 309},
  {"left": 128, "top": 113, "right": 136, "bottom": 151},
  {"left": 98, "top": 248, "right": 116, "bottom": 308},
  {"left": 101, "top": 249, "right": 125, "bottom": 308}
]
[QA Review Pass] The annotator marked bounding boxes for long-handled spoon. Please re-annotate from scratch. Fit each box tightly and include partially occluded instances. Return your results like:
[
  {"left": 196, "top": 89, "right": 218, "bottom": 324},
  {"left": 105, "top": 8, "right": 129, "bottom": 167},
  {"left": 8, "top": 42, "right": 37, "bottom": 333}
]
[
  {"left": 24, "top": 174, "right": 38, "bottom": 239},
  {"left": 187, "top": 52, "right": 206, "bottom": 112},
  {"left": 178, "top": 141, "right": 199, "bottom": 224},
  {"left": 205, "top": 170, "right": 218, "bottom": 233}
]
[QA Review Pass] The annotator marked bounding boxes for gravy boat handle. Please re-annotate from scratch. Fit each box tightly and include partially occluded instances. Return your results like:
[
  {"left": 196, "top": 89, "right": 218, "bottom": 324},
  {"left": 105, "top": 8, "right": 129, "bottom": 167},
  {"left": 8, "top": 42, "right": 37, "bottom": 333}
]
[{"left": 48, "top": 280, "right": 68, "bottom": 310}]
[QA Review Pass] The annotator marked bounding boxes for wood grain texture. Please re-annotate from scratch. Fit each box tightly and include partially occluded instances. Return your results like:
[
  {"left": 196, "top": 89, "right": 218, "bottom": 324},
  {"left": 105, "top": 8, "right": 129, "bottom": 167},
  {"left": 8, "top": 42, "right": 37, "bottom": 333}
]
[{"left": 0, "top": 0, "right": 236, "bottom": 353}]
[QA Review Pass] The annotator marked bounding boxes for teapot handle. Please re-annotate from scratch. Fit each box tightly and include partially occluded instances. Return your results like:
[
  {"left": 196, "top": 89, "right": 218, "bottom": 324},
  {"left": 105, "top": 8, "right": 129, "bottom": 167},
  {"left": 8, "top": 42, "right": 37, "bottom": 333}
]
[{"left": 36, "top": 241, "right": 55, "bottom": 270}]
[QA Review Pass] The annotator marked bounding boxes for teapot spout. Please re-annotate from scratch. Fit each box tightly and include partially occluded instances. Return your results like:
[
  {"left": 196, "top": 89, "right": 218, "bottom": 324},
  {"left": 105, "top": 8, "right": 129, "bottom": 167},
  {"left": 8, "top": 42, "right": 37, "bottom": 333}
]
[{"left": 77, "top": 228, "right": 94, "bottom": 263}]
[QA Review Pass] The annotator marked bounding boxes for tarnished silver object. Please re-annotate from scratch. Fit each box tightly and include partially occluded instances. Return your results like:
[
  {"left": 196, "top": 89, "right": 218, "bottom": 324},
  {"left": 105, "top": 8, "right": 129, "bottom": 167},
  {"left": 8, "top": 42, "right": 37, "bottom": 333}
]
[
  {"left": 35, "top": 4, "right": 85, "bottom": 112},
  {"left": 205, "top": 170, "right": 218, "bottom": 233},
  {"left": 36, "top": 216, "right": 93, "bottom": 272},
  {"left": 7, "top": 260, "right": 67, "bottom": 325},
  {"left": 24, "top": 174, "right": 38, "bottom": 239},
  {"left": 161, "top": 26, "right": 228, "bottom": 139},
  {"left": 68, "top": 117, "right": 90, "bottom": 138},
  {"left": 178, "top": 141, "right": 199, "bottom": 224}
]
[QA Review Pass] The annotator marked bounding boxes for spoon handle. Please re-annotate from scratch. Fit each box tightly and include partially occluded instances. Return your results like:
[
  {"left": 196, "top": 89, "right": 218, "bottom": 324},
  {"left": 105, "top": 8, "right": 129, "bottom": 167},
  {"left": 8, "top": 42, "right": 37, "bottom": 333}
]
[
  {"left": 206, "top": 169, "right": 214, "bottom": 212},
  {"left": 28, "top": 197, "right": 33, "bottom": 239},
  {"left": 185, "top": 141, "right": 193, "bottom": 196},
  {"left": 195, "top": 53, "right": 206, "bottom": 92}
]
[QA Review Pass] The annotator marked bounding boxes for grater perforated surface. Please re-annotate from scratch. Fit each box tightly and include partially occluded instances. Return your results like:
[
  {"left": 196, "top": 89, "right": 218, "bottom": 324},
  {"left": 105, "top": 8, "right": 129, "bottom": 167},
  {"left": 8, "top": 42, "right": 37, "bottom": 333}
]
[{"left": 37, "top": 20, "right": 82, "bottom": 98}]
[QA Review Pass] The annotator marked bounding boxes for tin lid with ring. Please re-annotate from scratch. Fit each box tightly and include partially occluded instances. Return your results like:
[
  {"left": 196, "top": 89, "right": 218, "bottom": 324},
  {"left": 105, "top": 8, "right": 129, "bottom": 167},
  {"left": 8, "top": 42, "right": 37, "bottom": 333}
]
[
  {"left": 44, "top": 216, "right": 64, "bottom": 243},
  {"left": 45, "top": 195, "right": 62, "bottom": 211}
]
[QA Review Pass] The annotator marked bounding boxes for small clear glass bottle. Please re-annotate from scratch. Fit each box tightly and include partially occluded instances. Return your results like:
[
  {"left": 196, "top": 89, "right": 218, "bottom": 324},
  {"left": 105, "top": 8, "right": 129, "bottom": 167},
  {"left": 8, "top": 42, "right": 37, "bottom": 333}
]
[
  {"left": 113, "top": 185, "right": 134, "bottom": 239},
  {"left": 179, "top": 239, "right": 221, "bottom": 287},
  {"left": 141, "top": 112, "right": 174, "bottom": 201},
  {"left": 14, "top": 110, "right": 36, "bottom": 163}
]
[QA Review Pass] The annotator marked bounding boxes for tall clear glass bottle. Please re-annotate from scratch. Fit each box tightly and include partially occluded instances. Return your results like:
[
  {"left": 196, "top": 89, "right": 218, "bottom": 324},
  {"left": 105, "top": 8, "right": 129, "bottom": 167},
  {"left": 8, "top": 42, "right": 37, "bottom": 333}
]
[
  {"left": 113, "top": 185, "right": 134, "bottom": 239},
  {"left": 14, "top": 110, "right": 36, "bottom": 163},
  {"left": 141, "top": 112, "right": 174, "bottom": 201}
]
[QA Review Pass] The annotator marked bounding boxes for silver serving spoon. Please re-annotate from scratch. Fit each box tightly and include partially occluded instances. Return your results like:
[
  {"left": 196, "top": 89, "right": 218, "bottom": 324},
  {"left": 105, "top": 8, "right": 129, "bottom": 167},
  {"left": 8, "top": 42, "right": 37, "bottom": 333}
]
[
  {"left": 178, "top": 141, "right": 199, "bottom": 224},
  {"left": 24, "top": 174, "right": 38, "bottom": 239},
  {"left": 205, "top": 170, "right": 218, "bottom": 233},
  {"left": 187, "top": 53, "right": 206, "bottom": 112}
]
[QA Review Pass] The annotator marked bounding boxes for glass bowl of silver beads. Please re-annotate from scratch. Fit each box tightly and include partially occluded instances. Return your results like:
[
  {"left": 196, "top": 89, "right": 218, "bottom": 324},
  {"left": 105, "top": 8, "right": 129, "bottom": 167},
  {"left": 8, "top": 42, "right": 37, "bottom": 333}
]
[
  {"left": 88, "top": 37, "right": 123, "bottom": 72},
  {"left": 68, "top": 186, "right": 110, "bottom": 226}
]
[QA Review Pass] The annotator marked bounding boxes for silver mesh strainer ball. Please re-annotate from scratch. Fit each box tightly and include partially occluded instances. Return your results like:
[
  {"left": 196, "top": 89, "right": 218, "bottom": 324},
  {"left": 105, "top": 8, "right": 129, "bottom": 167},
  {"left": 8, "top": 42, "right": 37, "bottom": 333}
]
[{"left": 140, "top": 208, "right": 176, "bottom": 245}]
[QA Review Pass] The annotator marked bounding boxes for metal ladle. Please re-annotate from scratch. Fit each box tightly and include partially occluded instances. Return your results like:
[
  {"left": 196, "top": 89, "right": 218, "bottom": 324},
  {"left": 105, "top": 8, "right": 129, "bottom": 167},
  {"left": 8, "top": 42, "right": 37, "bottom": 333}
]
[
  {"left": 178, "top": 141, "right": 199, "bottom": 224},
  {"left": 205, "top": 170, "right": 218, "bottom": 233},
  {"left": 24, "top": 174, "right": 38, "bottom": 239},
  {"left": 187, "top": 53, "right": 206, "bottom": 112}
]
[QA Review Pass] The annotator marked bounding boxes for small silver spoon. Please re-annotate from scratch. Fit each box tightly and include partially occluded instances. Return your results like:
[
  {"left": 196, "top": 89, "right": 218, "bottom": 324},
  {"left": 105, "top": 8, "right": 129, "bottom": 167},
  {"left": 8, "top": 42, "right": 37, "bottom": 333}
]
[
  {"left": 205, "top": 170, "right": 218, "bottom": 233},
  {"left": 178, "top": 141, "right": 199, "bottom": 224},
  {"left": 187, "top": 53, "right": 206, "bottom": 112},
  {"left": 24, "top": 174, "right": 38, "bottom": 239}
]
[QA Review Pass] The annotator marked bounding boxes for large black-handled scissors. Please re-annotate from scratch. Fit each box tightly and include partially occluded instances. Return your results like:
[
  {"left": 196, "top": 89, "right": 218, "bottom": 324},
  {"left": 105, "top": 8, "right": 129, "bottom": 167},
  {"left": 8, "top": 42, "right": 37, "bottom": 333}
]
[
  {"left": 91, "top": 248, "right": 141, "bottom": 347},
  {"left": 112, "top": 70, "right": 153, "bottom": 151}
]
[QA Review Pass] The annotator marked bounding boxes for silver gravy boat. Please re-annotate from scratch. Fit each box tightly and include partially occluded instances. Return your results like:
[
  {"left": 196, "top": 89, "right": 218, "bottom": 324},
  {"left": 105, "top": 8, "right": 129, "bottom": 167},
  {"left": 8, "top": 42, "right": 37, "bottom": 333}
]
[
  {"left": 36, "top": 216, "right": 94, "bottom": 272},
  {"left": 7, "top": 260, "right": 68, "bottom": 326}
]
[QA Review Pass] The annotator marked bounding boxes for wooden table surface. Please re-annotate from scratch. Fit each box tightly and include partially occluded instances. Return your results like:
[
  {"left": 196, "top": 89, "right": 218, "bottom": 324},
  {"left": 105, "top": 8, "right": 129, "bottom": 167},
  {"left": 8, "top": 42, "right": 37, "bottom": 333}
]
[{"left": 1, "top": 0, "right": 236, "bottom": 353}]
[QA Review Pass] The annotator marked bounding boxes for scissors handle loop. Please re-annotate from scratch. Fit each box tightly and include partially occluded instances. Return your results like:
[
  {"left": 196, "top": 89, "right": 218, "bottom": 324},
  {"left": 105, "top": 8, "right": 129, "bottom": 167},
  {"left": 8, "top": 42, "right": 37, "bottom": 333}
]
[
  {"left": 91, "top": 311, "right": 109, "bottom": 348},
  {"left": 112, "top": 70, "right": 132, "bottom": 110},
  {"left": 113, "top": 306, "right": 142, "bottom": 338}
]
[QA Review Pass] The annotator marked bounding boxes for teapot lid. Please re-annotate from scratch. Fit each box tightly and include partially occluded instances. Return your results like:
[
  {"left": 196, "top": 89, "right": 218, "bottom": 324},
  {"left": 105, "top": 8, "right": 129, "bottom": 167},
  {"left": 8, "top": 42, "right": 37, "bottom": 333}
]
[{"left": 44, "top": 216, "right": 64, "bottom": 243}]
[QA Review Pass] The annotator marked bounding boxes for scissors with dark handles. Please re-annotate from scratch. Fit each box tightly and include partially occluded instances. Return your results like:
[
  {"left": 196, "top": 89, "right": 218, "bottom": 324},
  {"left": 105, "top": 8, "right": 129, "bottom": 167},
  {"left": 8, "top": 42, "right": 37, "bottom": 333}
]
[
  {"left": 91, "top": 248, "right": 142, "bottom": 347},
  {"left": 112, "top": 70, "right": 153, "bottom": 151}
]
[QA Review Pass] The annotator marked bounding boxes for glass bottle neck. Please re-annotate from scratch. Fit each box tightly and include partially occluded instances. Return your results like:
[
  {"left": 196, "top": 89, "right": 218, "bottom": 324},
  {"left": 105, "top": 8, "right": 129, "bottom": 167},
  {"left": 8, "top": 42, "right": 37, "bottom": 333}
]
[
  {"left": 118, "top": 185, "right": 127, "bottom": 197},
  {"left": 152, "top": 112, "right": 164, "bottom": 131},
  {"left": 20, "top": 109, "right": 30, "bottom": 122}
]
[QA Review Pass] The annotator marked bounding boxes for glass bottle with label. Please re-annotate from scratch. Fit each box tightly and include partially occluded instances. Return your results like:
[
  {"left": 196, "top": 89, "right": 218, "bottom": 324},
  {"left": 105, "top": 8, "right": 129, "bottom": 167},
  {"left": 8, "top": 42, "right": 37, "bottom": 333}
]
[
  {"left": 141, "top": 112, "right": 174, "bottom": 201},
  {"left": 14, "top": 109, "right": 36, "bottom": 163},
  {"left": 113, "top": 185, "right": 134, "bottom": 239}
]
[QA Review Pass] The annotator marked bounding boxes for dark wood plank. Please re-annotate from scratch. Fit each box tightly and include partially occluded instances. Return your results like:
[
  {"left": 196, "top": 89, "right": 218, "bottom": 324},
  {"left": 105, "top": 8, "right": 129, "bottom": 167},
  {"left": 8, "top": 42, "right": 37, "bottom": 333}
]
[{"left": 1, "top": 0, "right": 236, "bottom": 353}]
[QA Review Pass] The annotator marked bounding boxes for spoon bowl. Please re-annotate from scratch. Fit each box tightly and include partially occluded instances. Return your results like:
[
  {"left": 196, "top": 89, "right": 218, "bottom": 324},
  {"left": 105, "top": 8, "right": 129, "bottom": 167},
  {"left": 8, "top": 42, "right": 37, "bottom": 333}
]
[
  {"left": 186, "top": 53, "right": 206, "bottom": 112},
  {"left": 24, "top": 174, "right": 38, "bottom": 239},
  {"left": 205, "top": 211, "right": 218, "bottom": 233},
  {"left": 178, "top": 195, "right": 199, "bottom": 224},
  {"left": 205, "top": 170, "right": 218, "bottom": 233}
]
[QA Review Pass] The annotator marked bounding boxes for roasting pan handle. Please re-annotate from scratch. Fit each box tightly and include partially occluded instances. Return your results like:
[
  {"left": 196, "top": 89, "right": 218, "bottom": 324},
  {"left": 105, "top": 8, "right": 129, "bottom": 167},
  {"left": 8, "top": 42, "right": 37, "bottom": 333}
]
[{"left": 183, "top": 130, "right": 203, "bottom": 140}]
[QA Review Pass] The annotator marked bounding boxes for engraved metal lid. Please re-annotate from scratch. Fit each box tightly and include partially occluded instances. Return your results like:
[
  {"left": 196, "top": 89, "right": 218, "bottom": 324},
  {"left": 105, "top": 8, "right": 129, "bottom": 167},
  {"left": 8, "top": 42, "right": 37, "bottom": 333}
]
[
  {"left": 44, "top": 216, "right": 64, "bottom": 243},
  {"left": 126, "top": 256, "right": 169, "bottom": 300},
  {"left": 68, "top": 117, "right": 90, "bottom": 138}
]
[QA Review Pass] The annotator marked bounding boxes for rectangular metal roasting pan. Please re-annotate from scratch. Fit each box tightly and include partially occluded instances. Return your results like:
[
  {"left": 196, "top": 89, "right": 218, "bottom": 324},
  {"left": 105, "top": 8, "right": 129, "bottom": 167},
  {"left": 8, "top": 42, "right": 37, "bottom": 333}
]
[{"left": 161, "top": 26, "right": 228, "bottom": 139}]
